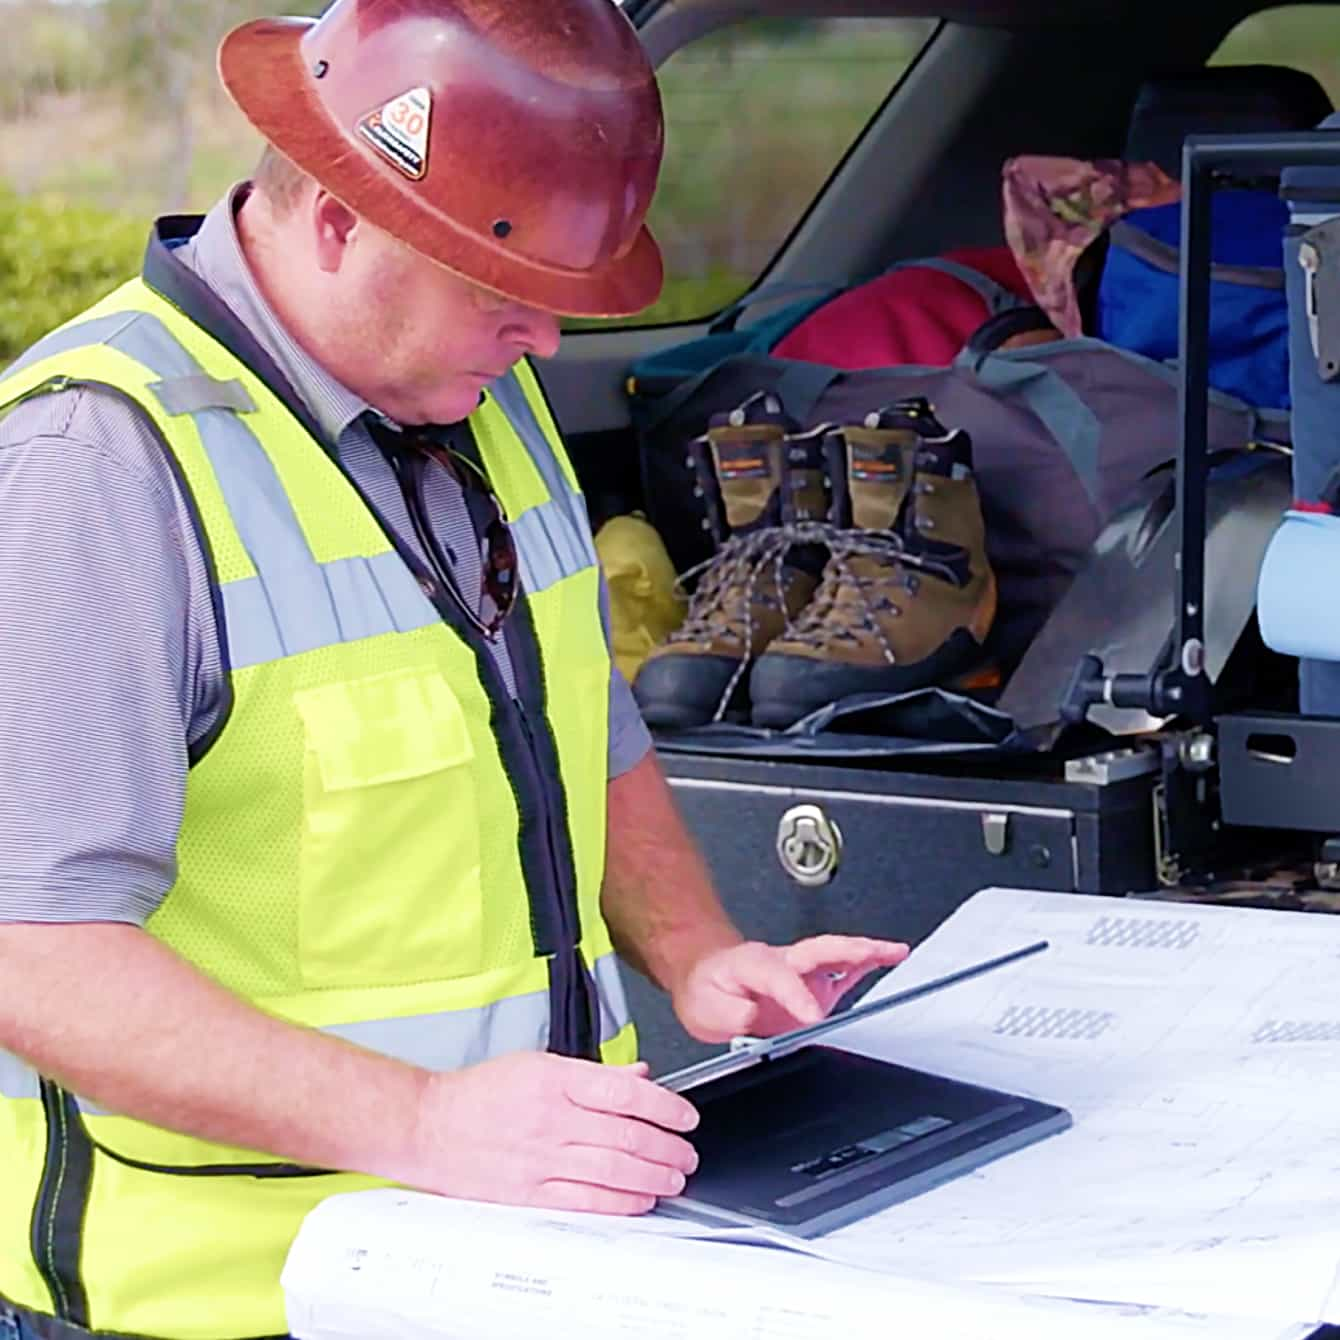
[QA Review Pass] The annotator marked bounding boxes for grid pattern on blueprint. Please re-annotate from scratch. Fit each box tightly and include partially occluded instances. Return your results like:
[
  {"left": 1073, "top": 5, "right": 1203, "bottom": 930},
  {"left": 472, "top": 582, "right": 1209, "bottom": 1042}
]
[
  {"left": 992, "top": 1005, "right": 1116, "bottom": 1041},
  {"left": 1085, "top": 916, "right": 1201, "bottom": 950}
]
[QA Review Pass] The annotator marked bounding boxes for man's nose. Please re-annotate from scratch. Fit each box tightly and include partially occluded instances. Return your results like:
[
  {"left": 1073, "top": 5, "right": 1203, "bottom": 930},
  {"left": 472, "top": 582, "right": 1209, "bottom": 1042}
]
[{"left": 504, "top": 306, "right": 562, "bottom": 360}]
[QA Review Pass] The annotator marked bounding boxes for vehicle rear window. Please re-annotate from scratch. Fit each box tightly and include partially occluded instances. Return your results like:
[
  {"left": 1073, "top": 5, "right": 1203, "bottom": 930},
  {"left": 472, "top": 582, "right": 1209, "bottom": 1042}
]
[
  {"left": 1210, "top": 7, "right": 1340, "bottom": 105},
  {"left": 572, "top": 16, "right": 939, "bottom": 331}
]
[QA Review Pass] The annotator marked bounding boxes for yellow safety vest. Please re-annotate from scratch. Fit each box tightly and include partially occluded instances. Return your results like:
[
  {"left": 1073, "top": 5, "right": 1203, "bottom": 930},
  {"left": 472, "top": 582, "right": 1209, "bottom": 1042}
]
[{"left": 0, "top": 267, "right": 635, "bottom": 1339}]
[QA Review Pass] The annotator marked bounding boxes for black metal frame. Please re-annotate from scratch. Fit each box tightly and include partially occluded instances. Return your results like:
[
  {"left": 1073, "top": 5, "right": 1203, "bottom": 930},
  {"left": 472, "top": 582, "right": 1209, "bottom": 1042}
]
[{"left": 1066, "top": 130, "right": 1340, "bottom": 727}]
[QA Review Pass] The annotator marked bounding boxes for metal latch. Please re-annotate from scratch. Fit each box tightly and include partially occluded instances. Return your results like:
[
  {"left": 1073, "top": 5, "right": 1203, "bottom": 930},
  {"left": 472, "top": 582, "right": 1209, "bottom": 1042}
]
[
  {"left": 1299, "top": 219, "right": 1340, "bottom": 381},
  {"left": 982, "top": 812, "right": 1010, "bottom": 857},
  {"left": 776, "top": 804, "right": 844, "bottom": 887},
  {"left": 1064, "top": 747, "right": 1160, "bottom": 786}
]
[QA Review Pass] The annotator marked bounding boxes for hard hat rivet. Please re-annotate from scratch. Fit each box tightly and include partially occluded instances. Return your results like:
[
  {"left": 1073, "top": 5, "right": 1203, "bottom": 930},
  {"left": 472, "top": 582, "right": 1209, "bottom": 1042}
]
[
  {"left": 492, "top": 219, "right": 513, "bottom": 239},
  {"left": 313, "top": 59, "right": 329, "bottom": 78}
]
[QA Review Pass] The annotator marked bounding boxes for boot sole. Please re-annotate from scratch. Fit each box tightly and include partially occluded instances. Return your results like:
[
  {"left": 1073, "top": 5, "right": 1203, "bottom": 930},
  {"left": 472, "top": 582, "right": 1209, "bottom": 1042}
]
[
  {"left": 749, "top": 629, "right": 989, "bottom": 729},
  {"left": 633, "top": 651, "right": 751, "bottom": 729}
]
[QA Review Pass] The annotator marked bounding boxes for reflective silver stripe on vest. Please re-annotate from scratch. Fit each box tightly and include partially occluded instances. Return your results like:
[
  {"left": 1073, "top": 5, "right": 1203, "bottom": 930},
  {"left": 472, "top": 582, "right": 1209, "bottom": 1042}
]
[
  {"left": 592, "top": 951, "right": 632, "bottom": 1045},
  {"left": 5, "top": 314, "right": 595, "bottom": 660},
  {"left": 220, "top": 550, "right": 438, "bottom": 670},
  {"left": 489, "top": 371, "right": 597, "bottom": 597},
  {"left": 328, "top": 953, "right": 630, "bottom": 1069},
  {"left": 3, "top": 307, "right": 440, "bottom": 669},
  {"left": 509, "top": 500, "right": 595, "bottom": 597},
  {"left": 0, "top": 957, "right": 632, "bottom": 1103},
  {"left": 324, "top": 990, "right": 550, "bottom": 1069},
  {"left": 2, "top": 310, "right": 149, "bottom": 381},
  {"left": 0, "top": 1049, "right": 38, "bottom": 1099}
]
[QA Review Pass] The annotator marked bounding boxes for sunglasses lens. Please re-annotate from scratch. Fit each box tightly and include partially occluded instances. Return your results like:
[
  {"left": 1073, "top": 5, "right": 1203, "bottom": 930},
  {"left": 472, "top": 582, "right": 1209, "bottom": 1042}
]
[
  {"left": 481, "top": 517, "right": 518, "bottom": 636},
  {"left": 420, "top": 440, "right": 518, "bottom": 639}
]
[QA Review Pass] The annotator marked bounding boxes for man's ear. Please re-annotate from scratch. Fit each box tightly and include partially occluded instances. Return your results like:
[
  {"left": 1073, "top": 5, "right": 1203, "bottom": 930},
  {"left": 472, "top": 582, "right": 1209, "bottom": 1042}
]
[{"left": 311, "top": 191, "right": 360, "bottom": 274}]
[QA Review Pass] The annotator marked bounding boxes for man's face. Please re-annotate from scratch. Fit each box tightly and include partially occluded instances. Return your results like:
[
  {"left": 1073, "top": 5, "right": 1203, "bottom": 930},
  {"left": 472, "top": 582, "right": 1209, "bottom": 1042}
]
[{"left": 327, "top": 217, "right": 563, "bottom": 426}]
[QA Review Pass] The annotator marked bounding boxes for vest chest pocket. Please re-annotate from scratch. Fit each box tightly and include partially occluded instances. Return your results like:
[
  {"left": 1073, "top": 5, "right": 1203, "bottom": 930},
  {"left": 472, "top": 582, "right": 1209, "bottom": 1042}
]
[{"left": 293, "top": 668, "right": 484, "bottom": 990}]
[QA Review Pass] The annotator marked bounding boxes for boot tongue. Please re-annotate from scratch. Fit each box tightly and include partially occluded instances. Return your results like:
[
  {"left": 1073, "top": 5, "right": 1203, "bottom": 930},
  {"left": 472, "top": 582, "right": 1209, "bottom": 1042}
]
[
  {"left": 709, "top": 426, "right": 786, "bottom": 532},
  {"left": 784, "top": 433, "right": 829, "bottom": 524},
  {"left": 844, "top": 428, "right": 917, "bottom": 530}
]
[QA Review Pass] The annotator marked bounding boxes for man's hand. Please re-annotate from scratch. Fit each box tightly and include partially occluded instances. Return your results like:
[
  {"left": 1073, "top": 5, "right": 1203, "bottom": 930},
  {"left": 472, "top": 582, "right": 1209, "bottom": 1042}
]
[
  {"left": 671, "top": 935, "right": 910, "bottom": 1044},
  {"left": 410, "top": 1052, "right": 700, "bottom": 1215}
]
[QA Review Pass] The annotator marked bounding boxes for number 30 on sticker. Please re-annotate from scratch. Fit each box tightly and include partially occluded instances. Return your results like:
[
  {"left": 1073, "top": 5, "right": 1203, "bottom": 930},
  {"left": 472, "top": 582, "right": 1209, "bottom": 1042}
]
[{"left": 389, "top": 97, "right": 426, "bottom": 138}]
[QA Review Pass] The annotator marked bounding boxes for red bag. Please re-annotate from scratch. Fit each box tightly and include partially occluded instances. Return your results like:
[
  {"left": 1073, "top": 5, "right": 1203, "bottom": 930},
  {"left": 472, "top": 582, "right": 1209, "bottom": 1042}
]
[{"left": 772, "top": 245, "right": 1032, "bottom": 369}]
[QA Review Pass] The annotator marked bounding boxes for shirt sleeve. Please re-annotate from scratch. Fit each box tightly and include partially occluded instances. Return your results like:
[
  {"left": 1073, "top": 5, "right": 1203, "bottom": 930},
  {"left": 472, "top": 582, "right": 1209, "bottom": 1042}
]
[
  {"left": 0, "top": 390, "right": 222, "bottom": 924},
  {"left": 607, "top": 663, "right": 653, "bottom": 779},
  {"left": 597, "top": 570, "right": 652, "bottom": 779}
]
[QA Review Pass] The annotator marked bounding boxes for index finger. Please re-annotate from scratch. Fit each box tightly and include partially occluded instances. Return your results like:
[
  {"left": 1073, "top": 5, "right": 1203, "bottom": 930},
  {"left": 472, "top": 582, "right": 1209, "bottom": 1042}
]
[
  {"left": 783, "top": 935, "right": 910, "bottom": 977},
  {"left": 564, "top": 1063, "right": 700, "bottom": 1132}
]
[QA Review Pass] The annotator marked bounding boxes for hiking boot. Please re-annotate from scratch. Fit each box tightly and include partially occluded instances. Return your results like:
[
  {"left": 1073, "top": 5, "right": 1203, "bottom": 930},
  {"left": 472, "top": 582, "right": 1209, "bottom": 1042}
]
[
  {"left": 632, "top": 393, "right": 827, "bottom": 728},
  {"left": 749, "top": 399, "right": 998, "bottom": 729}
]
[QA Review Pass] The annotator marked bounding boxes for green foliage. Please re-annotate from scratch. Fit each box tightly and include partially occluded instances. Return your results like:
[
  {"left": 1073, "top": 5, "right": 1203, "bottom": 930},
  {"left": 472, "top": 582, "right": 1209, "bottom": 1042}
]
[
  {"left": 0, "top": 191, "right": 144, "bottom": 362},
  {"left": 94, "top": 0, "right": 327, "bottom": 109},
  {"left": 564, "top": 270, "right": 752, "bottom": 333},
  {"left": 1211, "top": 7, "right": 1340, "bottom": 108}
]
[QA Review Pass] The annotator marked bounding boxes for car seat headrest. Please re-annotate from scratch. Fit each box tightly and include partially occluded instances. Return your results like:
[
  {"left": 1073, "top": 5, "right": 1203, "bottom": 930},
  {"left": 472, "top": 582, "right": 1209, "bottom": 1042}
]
[{"left": 1124, "top": 65, "right": 1333, "bottom": 176}]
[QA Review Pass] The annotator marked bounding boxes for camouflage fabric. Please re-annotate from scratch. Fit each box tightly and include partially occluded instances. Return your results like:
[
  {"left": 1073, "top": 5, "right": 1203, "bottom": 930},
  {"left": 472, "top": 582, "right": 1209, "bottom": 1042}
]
[{"left": 1001, "top": 155, "right": 1181, "bottom": 337}]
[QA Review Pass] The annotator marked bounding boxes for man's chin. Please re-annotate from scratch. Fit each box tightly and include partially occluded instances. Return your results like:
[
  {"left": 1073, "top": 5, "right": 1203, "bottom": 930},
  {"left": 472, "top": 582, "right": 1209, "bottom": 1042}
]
[{"left": 396, "top": 393, "right": 485, "bottom": 427}]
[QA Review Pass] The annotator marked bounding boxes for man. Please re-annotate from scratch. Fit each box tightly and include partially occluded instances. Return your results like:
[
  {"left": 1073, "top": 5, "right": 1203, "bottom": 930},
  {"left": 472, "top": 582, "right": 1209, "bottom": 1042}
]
[{"left": 0, "top": 2, "right": 908, "bottom": 1336}]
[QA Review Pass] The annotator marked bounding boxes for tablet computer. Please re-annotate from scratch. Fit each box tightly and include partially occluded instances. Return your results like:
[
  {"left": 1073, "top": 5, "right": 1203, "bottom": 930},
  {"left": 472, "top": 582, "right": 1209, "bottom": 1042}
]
[
  {"left": 660, "top": 1043, "right": 1071, "bottom": 1238},
  {"left": 654, "top": 942, "right": 1069, "bottom": 1239}
]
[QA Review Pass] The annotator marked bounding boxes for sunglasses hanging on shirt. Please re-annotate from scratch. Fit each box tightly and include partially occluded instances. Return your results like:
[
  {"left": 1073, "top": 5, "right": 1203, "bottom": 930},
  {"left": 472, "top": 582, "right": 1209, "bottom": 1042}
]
[{"left": 368, "top": 415, "right": 520, "bottom": 640}]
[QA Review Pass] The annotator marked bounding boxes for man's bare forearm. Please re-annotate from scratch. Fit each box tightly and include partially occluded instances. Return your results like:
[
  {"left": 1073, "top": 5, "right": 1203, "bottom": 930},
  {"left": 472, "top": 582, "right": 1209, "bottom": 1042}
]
[
  {"left": 0, "top": 922, "right": 427, "bottom": 1179},
  {"left": 602, "top": 750, "right": 743, "bottom": 994}
]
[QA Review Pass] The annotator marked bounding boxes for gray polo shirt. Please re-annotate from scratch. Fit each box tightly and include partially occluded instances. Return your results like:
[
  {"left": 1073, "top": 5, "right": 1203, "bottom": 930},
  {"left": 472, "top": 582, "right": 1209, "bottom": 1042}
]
[{"left": 0, "top": 187, "right": 650, "bottom": 925}]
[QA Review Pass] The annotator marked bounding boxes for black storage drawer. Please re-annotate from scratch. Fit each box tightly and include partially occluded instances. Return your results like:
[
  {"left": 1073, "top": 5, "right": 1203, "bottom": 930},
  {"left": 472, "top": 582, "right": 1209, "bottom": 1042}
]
[
  {"left": 1219, "top": 711, "right": 1340, "bottom": 833},
  {"left": 624, "top": 749, "right": 1157, "bottom": 1073}
]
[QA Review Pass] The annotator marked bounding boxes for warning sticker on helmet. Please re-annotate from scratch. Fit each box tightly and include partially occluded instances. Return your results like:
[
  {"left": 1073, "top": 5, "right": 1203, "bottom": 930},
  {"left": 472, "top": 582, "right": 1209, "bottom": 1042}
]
[{"left": 357, "top": 87, "right": 432, "bottom": 180}]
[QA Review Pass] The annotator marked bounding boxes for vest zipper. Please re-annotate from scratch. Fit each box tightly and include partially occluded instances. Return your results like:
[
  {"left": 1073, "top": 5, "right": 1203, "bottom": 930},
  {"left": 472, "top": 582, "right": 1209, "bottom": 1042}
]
[
  {"left": 513, "top": 696, "right": 597, "bottom": 1059},
  {"left": 514, "top": 698, "right": 580, "bottom": 951}
]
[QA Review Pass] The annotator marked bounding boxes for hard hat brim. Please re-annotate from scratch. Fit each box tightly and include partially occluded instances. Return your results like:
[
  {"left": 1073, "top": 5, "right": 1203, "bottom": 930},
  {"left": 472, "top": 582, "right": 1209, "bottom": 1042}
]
[{"left": 218, "top": 17, "right": 665, "bottom": 319}]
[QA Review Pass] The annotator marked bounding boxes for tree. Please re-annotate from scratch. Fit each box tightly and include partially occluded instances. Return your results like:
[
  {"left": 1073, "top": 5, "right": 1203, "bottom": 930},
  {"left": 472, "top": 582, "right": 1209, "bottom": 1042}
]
[{"left": 94, "top": 0, "right": 325, "bottom": 210}]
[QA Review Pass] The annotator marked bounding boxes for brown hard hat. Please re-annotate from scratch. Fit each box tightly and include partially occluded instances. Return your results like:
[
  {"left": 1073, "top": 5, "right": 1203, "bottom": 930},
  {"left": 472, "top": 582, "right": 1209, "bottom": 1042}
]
[{"left": 219, "top": 0, "right": 665, "bottom": 317}]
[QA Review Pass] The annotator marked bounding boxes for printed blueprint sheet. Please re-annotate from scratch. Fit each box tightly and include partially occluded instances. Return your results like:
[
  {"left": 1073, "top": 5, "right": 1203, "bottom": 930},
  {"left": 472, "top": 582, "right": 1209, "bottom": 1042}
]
[
  {"left": 283, "top": 1188, "right": 1313, "bottom": 1340},
  {"left": 819, "top": 887, "right": 1340, "bottom": 1324}
]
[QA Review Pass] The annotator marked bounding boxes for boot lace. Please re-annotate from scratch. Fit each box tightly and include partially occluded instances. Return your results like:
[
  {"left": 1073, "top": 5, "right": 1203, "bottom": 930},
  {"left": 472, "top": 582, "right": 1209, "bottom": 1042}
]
[
  {"left": 781, "top": 527, "right": 962, "bottom": 668},
  {"left": 666, "top": 524, "right": 822, "bottom": 722},
  {"left": 664, "top": 523, "right": 964, "bottom": 722}
]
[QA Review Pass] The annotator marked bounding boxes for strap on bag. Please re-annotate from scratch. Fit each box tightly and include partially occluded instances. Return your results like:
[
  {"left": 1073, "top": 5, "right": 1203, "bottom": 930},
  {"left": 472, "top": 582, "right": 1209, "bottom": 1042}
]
[
  {"left": 954, "top": 342, "right": 1102, "bottom": 505},
  {"left": 630, "top": 354, "right": 842, "bottom": 438}
]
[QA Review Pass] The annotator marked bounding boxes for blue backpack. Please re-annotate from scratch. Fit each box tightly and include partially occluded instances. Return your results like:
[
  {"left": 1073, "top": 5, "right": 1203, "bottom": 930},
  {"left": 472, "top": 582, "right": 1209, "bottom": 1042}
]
[{"left": 1097, "top": 190, "right": 1290, "bottom": 409}]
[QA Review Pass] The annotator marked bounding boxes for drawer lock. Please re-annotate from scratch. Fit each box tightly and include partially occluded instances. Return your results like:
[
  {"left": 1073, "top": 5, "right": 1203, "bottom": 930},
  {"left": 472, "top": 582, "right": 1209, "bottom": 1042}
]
[{"left": 777, "top": 804, "right": 844, "bottom": 887}]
